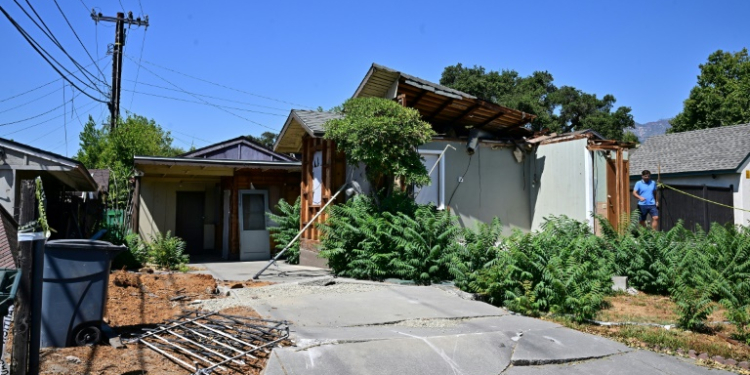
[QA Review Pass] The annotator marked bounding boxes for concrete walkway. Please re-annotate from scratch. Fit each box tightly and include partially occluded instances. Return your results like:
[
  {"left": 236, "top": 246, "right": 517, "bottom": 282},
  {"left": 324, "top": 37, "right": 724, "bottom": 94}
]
[
  {"left": 189, "top": 260, "right": 330, "bottom": 283},
  {"left": 196, "top": 268, "right": 732, "bottom": 375}
]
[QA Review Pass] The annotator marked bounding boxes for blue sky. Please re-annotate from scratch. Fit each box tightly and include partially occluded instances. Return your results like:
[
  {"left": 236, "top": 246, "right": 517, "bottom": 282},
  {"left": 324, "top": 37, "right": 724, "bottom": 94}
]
[{"left": 1, "top": 0, "right": 749, "bottom": 156}]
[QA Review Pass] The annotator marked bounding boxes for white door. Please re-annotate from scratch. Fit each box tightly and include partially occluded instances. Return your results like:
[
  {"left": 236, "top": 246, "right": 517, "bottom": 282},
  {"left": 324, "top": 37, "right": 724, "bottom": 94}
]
[{"left": 239, "top": 190, "right": 270, "bottom": 261}]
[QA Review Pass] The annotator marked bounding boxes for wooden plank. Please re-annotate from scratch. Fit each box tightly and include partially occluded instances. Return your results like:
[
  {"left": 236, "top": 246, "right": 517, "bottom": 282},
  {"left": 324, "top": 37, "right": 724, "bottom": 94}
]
[
  {"left": 425, "top": 98, "right": 454, "bottom": 121},
  {"left": 12, "top": 180, "right": 35, "bottom": 375}
]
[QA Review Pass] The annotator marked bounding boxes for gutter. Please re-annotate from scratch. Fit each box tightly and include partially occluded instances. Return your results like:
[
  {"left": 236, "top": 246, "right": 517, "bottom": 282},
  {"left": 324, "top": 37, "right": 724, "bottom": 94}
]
[{"left": 133, "top": 156, "right": 302, "bottom": 169}]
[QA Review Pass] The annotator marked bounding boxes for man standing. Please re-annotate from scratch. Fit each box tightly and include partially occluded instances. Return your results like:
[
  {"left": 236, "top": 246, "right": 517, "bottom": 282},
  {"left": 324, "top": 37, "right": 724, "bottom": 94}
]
[{"left": 633, "top": 170, "right": 659, "bottom": 229}]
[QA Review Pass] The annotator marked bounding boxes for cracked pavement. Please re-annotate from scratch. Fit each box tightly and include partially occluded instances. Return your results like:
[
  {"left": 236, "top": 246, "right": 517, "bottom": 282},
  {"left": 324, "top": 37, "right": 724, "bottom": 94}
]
[{"left": 200, "top": 269, "right": 733, "bottom": 375}]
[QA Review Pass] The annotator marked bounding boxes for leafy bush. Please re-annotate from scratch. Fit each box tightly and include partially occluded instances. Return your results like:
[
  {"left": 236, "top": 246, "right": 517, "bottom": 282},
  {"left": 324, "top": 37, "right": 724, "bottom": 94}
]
[
  {"left": 148, "top": 231, "right": 189, "bottom": 270},
  {"left": 267, "top": 197, "right": 301, "bottom": 264},
  {"left": 468, "top": 216, "right": 614, "bottom": 322},
  {"left": 125, "top": 233, "right": 150, "bottom": 265}
]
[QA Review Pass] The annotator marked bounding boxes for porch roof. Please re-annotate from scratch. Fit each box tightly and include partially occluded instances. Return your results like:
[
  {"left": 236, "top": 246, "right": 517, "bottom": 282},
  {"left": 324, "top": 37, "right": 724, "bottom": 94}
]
[
  {"left": 273, "top": 110, "right": 343, "bottom": 153},
  {"left": 134, "top": 156, "right": 301, "bottom": 179}
]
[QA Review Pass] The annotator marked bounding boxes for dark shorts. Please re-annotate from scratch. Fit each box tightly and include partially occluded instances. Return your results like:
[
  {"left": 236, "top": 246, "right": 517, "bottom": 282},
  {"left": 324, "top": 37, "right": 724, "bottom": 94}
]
[{"left": 638, "top": 205, "right": 659, "bottom": 221}]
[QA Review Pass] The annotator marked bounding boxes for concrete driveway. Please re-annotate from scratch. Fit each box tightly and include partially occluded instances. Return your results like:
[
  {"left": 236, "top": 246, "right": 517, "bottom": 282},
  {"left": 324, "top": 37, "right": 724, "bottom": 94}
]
[
  {"left": 197, "top": 265, "right": 732, "bottom": 375},
  {"left": 189, "top": 259, "right": 330, "bottom": 283}
]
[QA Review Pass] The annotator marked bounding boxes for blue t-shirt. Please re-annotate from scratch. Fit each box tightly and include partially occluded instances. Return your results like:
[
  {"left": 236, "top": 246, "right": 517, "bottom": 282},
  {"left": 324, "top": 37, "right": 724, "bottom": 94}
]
[{"left": 634, "top": 180, "right": 657, "bottom": 206}]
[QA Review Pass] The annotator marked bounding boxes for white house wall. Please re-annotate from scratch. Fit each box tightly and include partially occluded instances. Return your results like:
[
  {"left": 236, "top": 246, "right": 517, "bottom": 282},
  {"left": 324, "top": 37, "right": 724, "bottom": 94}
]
[
  {"left": 419, "top": 141, "right": 532, "bottom": 234},
  {"left": 530, "top": 139, "right": 591, "bottom": 230}
]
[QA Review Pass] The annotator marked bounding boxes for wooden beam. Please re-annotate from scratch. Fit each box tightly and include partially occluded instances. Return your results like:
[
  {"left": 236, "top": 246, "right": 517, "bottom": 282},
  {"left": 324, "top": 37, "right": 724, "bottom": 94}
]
[
  {"left": 480, "top": 111, "right": 506, "bottom": 127},
  {"left": 409, "top": 90, "right": 428, "bottom": 108},
  {"left": 397, "top": 93, "right": 407, "bottom": 107},
  {"left": 426, "top": 99, "right": 454, "bottom": 121},
  {"left": 452, "top": 103, "right": 482, "bottom": 124}
]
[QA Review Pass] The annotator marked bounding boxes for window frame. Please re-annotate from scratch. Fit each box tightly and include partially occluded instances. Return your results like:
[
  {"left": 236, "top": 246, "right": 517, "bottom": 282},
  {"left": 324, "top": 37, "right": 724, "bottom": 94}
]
[{"left": 416, "top": 149, "right": 446, "bottom": 210}]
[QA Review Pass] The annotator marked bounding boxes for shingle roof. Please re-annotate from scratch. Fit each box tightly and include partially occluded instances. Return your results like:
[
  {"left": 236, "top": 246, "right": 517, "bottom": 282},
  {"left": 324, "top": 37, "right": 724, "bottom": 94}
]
[
  {"left": 370, "top": 63, "right": 476, "bottom": 100},
  {"left": 629, "top": 123, "right": 750, "bottom": 176},
  {"left": 0, "top": 206, "right": 17, "bottom": 269},
  {"left": 90, "top": 169, "right": 110, "bottom": 193},
  {"left": 292, "top": 110, "right": 343, "bottom": 136}
]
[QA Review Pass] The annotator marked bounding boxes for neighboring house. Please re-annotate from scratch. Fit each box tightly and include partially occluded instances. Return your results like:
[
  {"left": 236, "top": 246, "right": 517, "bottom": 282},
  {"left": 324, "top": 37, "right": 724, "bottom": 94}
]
[
  {"left": 133, "top": 136, "right": 301, "bottom": 261},
  {"left": 274, "top": 63, "right": 631, "bottom": 267},
  {"left": 0, "top": 138, "right": 100, "bottom": 239},
  {"left": 0, "top": 205, "right": 17, "bottom": 269},
  {"left": 630, "top": 123, "right": 750, "bottom": 229}
]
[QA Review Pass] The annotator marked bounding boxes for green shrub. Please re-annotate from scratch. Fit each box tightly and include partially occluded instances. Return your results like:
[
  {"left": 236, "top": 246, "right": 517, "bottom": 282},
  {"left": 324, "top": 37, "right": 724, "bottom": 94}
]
[
  {"left": 267, "top": 197, "right": 301, "bottom": 264},
  {"left": 125, "top": 233, "right": 150, "bottom": 265},
  {"left": 148, "top": 231, "right": 189, "bottom": 270}
]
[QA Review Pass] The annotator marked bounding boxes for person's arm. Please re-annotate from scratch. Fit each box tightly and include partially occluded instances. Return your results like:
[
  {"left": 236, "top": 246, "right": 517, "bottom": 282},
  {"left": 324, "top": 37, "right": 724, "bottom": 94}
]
[{"left": 633, "top": 183, "right": 645, "bottom": 202}]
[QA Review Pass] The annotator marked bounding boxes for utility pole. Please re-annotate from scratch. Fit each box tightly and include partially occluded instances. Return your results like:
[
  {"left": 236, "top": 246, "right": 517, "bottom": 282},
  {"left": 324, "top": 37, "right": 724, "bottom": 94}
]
[{"left": 91, "top": 10, "right": 149, "bottom": 130}]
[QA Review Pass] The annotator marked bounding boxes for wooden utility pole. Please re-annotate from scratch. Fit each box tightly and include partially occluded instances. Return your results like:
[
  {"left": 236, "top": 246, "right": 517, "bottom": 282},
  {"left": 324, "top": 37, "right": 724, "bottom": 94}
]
[
  {"left": 90, "top": 10, "right": 149, "bottom": 130},
  {"left": 11, "top": 181, "right": 35, "bottom": 375}
]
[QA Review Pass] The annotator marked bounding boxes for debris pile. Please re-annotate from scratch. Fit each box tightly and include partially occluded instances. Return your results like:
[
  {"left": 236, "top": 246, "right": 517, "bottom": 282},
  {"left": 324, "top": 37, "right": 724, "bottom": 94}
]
[{"left": 130, "top": 310, "right": 289, "bottom": 375}]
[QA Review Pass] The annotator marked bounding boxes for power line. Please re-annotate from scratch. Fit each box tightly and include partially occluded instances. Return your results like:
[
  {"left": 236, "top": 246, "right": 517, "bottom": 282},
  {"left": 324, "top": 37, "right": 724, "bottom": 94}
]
[
  {"left": 128, "top": 27, "right": 148, "bottom": 111},
  {"left": 52, "top": 0, "right": 107, "bottom": 81},
  {"left": 0, "top": 94, "right": 78, "bottom": 126},
  {"left": 0, "top": 5, "right": 109, "bottom": 103},
  {"left": 0, "top": 56, "right": 107, "bottom": 104},
  {"left": 14, "top": 0, "right": 108, "bottom": 89},
  {"left": 0, "top": 86, "right": 61, "bottom": 115},
  {"left": 125, "top": 55, "right": 280, "bottom": 131},
  {"left": 166, "top": 128, "right": 214, "bottom": 145},
  {"left": 131, "top": 55, "right": 314, "bottom": 109},
  {"left": 121, "top": 89, "right": 287, "bottom": 117},
  {"left": 123, "top": 80, "right": 290, "bottom": 111},
  {"left": 2, "top": 99, "right": 100, "bottom": 137}
]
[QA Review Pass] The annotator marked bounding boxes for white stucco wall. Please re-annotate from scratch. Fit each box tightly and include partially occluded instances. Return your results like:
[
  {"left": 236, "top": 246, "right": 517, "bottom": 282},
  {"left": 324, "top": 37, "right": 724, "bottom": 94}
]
[{"left": 530, "top": 139, "right": 592, "bottom": 230}]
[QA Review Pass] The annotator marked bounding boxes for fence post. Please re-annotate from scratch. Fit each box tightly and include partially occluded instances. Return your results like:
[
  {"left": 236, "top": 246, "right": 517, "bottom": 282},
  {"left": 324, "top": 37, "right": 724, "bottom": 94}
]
[{"left": 11, "top": 181, "right": 35, "bottom": 375}]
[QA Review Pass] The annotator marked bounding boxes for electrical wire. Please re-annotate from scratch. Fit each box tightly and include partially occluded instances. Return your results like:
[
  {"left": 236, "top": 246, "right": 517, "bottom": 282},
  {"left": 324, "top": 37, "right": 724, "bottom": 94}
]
[
  {"left": 128, "top": 27, "right": 148, "bottom": 111},
  {"left": 166, "top": 128, "right": 214, "bottom": 145},
  {"left": 447, "top": 154, "right": 473, "bottom": 206},
  {"left": 52, "top": 0, "right": 107, "bottom": 81},
  {"left": 1, "top": 99, "right": 100, "bottom": 137},
  {"left": 131, "top": 55, "right": 314, "bottom": 109},
  {"left": 0, "top": 100, "right": 75, "bottom": 126},
  {"left": 125, "top": 55, "right": 280, "bottom": 131},
  {"left": 15, "top": 0, "right": 108, "bottom": 89},
  {"left": 123, "top": 80, "right": 290, "bottom": 112},
  {"left": 77, "top": 0, "right": 89, "bottom": 12},
  {"left": 121, "top": 89, "right": 287, "bottom": 116},
  {"left": 0, "top": 56, "right": 107, "bottom": 104},
  {"left": 0, "top": 5, "right": 109, "bottom": 103},
  {"left": 0, "top": 86, "right": 61, "bottom": 115}
]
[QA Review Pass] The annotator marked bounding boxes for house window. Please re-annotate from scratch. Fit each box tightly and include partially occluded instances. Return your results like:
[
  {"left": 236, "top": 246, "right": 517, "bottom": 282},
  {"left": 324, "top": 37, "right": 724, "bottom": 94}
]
[
  {"left": 415, "top": 150, "right": 445, "bottom": 209},
  {"left": 312, "top": 151, "right": 323, "bottom": 205}
]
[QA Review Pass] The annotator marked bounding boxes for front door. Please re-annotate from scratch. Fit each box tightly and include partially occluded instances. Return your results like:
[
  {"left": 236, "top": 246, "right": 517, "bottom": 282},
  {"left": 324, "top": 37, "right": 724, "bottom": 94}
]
[
  {"left": 239, "top": 190, "right": 270, "bottom": 261},
  {"left": 175, "top": 192, "right": 205, "bottom": 255}
]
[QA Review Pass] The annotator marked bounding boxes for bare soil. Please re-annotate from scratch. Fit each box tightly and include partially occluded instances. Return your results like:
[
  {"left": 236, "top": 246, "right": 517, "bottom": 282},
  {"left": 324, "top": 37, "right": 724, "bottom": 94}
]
[
  {"left": 39, "top": 272, "right": 276, "bottom": 375},
  {"left": 596, "top": 293, "right": 727, "bottom": 325}
]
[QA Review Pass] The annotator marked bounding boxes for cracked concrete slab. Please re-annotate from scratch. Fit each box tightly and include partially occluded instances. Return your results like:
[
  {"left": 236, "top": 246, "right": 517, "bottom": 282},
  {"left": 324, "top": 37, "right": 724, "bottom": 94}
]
[
  {"left": 510, "top": 327, "right": 631, "bottom": 366},
  {"left": 251, "top": 285, "right": 507, "bottom": 328},
  {"left": 504, "top": 350, "right": 735, "bottom": 374},
  {"left": 264, "top": 331, "right": 514, "bottom": 375}
]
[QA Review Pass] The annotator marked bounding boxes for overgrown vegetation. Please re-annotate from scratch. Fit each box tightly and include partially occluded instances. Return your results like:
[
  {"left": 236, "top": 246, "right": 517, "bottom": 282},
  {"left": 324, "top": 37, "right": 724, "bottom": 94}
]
[
  {"left": 110, "top": 229, "right": 190, "bottom": 271},
  {"left": 267, "top": 197, "right": 301, "bottom": 264},
  {"left": 319, "top": 201, "right": 750, "bottom": 331}
]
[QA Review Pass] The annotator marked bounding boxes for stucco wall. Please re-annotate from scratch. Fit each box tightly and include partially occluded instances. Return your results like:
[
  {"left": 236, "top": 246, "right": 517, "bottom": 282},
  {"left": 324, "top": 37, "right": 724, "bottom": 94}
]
[
  {"left": 419, "top": 141, "right": 532, "bottom": 234},
  {"left": 530, "top": 139, "right": 591, "bottom": 230},
  {"left": 138, "top": 178, "right": 219, "bottom": 248}
]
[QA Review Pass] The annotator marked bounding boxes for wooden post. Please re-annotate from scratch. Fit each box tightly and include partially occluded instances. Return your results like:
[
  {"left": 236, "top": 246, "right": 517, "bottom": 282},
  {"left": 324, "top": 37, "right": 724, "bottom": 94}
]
[{"left": 11, "top": 180, "right": 35, "bottom": 375}]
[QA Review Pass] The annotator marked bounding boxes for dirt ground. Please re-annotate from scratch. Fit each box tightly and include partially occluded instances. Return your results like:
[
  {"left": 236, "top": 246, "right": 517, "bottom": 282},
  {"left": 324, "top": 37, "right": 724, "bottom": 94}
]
[
  {"left": 596, "top": 293, "right": 727, "bottom": 325},
  {"left": 39, "top": 272, "right": 275, "bottom": 375}
]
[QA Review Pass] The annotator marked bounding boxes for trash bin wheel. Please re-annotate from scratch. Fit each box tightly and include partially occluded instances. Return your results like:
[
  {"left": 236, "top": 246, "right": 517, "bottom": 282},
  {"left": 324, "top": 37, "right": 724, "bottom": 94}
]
[{"left": 73, "top": 325, "right": 102, "bottom": 346}]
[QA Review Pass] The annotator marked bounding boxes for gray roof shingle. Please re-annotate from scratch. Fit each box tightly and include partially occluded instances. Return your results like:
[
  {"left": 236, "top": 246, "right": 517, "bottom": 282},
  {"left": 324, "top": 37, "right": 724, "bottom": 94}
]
[
  {"left": 292, "top": 110, "right": 343, "bottom": 135},
  {"left": 629, "top": 123, "right": 750, "bottom": 176}
]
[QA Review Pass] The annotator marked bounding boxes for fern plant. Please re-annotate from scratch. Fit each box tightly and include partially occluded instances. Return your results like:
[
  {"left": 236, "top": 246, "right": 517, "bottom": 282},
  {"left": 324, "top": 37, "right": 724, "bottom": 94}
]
[
  {"left": 267, "top": 197, "right": 301, "bottom": 264},
  {"left": 148, "top": 231, "right": 189, "bottom": 270}
]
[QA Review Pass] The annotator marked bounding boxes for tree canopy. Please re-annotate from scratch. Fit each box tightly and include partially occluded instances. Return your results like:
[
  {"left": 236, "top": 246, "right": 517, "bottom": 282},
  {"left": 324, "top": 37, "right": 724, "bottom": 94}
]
[
  {"left": 669, "top": 48, "right": 750, "bottom": 133},
  {"left": 324, "top": 97, "right": 435, "bottom": 193},
  {"left": 248, "top": 132, "right": 278, "bottom": 149},
  {"left": 77, "top": 113, "right": 183, "bottom": 206},
  {"left": 439, "top": 64, "right": 636, "bottom": 141}
]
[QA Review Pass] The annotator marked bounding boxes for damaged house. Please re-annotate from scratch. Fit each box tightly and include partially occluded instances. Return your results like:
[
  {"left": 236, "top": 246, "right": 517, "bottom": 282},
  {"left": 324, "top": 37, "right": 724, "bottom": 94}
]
[{"left": 274, "top": 64, "right": 631, "bottom": 267}]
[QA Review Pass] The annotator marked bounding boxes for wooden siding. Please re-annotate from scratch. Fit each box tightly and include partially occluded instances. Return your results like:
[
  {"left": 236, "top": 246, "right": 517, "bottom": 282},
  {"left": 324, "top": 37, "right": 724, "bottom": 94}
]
[
  {"left": 300, "top": 136, "right": 346, "bottom": 242},
  {"left": 220, "top": 169, "right": 300, "bottom": 260}
]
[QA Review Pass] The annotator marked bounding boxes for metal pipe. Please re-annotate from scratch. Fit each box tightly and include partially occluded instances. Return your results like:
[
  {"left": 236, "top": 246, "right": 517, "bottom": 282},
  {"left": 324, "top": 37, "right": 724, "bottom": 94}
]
[
  {"left": 165, "top": 328, "right": 245, "bottom": 366},
  {"left": 253, "top": 182, "right": 349, "bottom": 279},
  {"left": 191, "top": 321, "right": 259, "bottom": 349},
  {"left": 150, "top": 333, "right": 226, "bottom": 371},
  {"left": 140, "top": 339, "right": 196, "bottom": 372},
  {"left": 196, "top": 335, "right": 288, "bottom": 374}
]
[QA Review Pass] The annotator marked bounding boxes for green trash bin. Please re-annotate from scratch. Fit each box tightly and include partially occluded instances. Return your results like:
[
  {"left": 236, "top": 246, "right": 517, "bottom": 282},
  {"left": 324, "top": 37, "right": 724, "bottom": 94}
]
[{"left": 40, "top": 240, "right": 125, "bottom": 347}]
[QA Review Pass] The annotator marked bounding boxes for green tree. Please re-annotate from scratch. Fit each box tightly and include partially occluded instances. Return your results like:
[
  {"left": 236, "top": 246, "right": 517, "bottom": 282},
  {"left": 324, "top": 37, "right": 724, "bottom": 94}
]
[
  {"left": 439, "top": 64, "right": 636, "bottom": 140},
  {"left": 76, "top": 114, "right": 183, "bottom": 206},
  {"left": 248, "top": 132, "right": 278, "bottom": 149},
  {"left": 324, "top": 97, "right": 435, "bottom": 196},
  {"left": 669, "top": 49, "right": 750, "bottom": 133}
]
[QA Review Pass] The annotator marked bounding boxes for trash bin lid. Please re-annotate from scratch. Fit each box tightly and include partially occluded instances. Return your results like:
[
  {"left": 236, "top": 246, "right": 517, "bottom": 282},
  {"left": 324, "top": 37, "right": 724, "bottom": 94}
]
[{"left": 46, "top": 239, "right": 126, "bottom": 251}]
